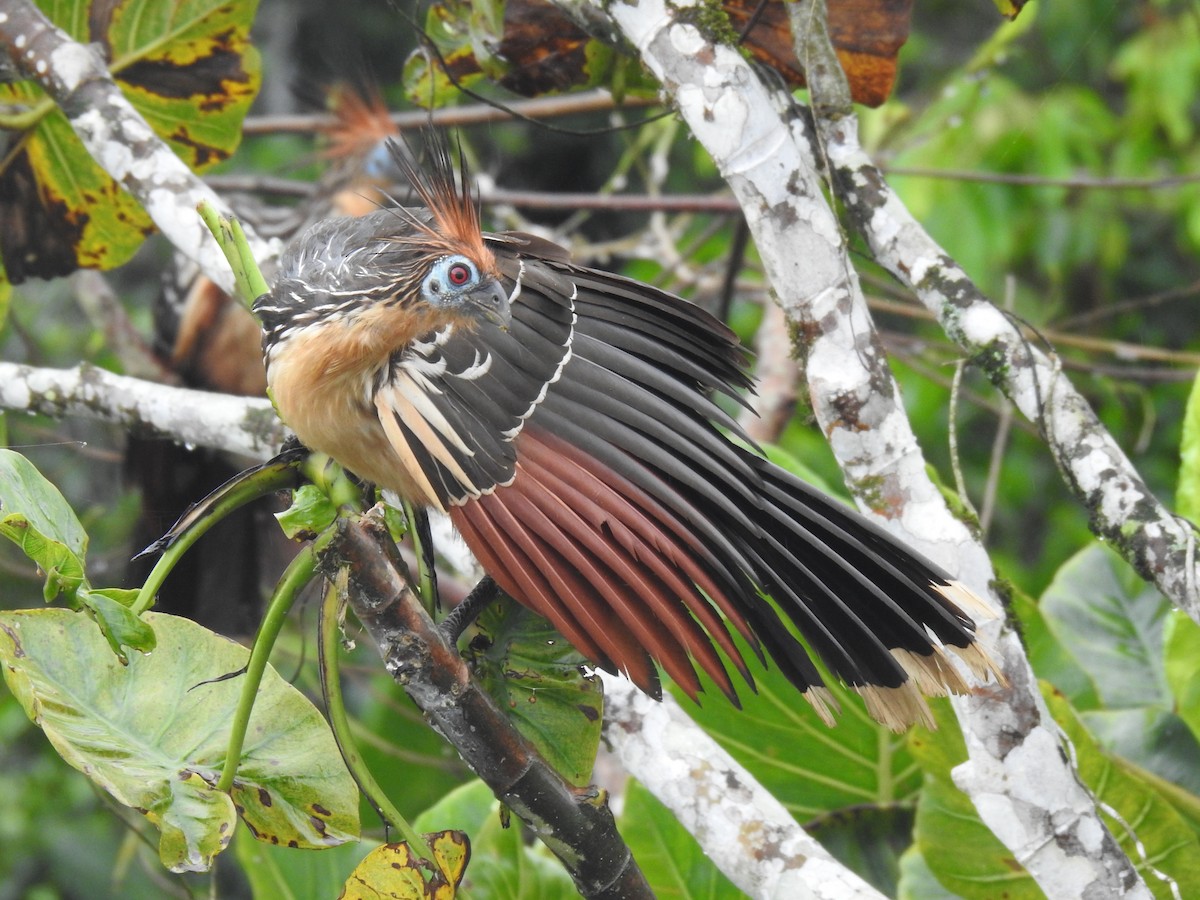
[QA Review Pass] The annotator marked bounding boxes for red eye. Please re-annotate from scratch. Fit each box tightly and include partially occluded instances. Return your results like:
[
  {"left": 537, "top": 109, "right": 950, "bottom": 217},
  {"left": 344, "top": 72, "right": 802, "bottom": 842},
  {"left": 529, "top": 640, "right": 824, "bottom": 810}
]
[{"left": 447, "top": 262, "right": 472, "bottom": 286}]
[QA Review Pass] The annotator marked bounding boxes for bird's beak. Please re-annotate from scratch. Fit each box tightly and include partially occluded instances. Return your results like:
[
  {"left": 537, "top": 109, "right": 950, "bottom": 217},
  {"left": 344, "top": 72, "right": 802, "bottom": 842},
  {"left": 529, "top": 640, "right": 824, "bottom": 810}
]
[{"left": 469, "top": 280, "right": 512, "bottom": 330}]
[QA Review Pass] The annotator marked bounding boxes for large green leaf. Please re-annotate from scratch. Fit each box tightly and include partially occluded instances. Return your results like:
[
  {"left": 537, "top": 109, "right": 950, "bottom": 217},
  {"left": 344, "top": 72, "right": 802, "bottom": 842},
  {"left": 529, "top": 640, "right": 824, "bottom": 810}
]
[
  {"left": 1008, "top": 580, "right": 1098, "bottom": 708},
  {"left": 670, "top": 640, "right": 921, "bottom": 822},
  {"left": 413, "top": 780, "right": 577, "bottom": 900},
  {"left": 1040, "top": 543, "right": 1169, "bottom": 709},
  {"left": 1039, "top": 542, "right": 1200, "bottom": 793},
  {"left": 618, "top": 779, "right": 742, "bottom": 899},
  {"left": 0, "top": 0, "right": 261, "bottom": 282},
  {"left": 465, "top": 595, "right": 603, "bottom": 787},
  {"left": 0, "top": 609, "right": 358, "bottom": 872},
  {"left": 908, "top": 691, "right": 1200, "bottom": 900}
]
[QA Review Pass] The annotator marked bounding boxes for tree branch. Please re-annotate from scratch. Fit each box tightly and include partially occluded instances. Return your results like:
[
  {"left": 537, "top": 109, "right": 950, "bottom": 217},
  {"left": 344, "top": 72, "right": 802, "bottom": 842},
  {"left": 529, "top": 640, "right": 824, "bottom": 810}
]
[
  {"left": 555, "top": 0, "right": 1152, "bottom": 896},
  {"left": 600, "top": 675, "right": 885, "bottom": 900},
  {"left": 0, "top": 361, "right": 284, "bottom": 459},
  {"left": 315, "top": 511, "right": 652, "bottom": 900},
  {"left": 240, "top": 88, "right": 657, "bottom": 136},
  {"left": 796, "top": 1, "right": 1200, "bottom": 628},
  {"left": 0, "top": 0, "right": 276, "bottom": 295}
]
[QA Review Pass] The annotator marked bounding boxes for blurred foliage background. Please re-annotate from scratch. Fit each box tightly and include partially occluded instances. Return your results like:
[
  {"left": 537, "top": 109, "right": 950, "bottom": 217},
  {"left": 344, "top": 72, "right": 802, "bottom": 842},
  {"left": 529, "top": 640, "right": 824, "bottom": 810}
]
[{"left": 2, "top": 0, "right": 1199, "bottom": 897}]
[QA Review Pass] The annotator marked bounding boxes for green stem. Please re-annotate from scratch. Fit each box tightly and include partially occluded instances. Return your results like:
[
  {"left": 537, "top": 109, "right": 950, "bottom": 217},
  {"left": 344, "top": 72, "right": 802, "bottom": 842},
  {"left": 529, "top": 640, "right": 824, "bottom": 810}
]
[
  {"left": 302, "top": 453, "right": 365, "bottom": 513},
  {"left": 317, "top": 581, "right": 458, "bottom": 882},
  {"left": 131, "top": 460, "right": 302, "bottom": 616},
  {"left": 216, "top": 544, "right": 318, "bottom": 793},
  {"left": 197, "top": 200, "right": 269, "bottom": 310},
  {"left": 405, "top": 500, "right": 437, "bottom": 612}
]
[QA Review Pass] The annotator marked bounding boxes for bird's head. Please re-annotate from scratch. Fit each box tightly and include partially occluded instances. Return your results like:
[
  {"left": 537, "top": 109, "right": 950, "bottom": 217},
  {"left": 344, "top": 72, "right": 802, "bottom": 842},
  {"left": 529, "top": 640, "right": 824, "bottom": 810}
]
[
  {"left": 418, "top": 252, "right": 510, "bottom": 328},
  {"left": 256, "top": 133, "right": 511, "bottom": 363}
]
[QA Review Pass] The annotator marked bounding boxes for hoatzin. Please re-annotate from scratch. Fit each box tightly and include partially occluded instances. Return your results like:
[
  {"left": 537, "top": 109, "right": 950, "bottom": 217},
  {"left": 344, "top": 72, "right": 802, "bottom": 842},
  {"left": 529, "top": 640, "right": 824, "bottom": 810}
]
[{"left": 256, "top": 138, "right": 1001, "bottom": 730}]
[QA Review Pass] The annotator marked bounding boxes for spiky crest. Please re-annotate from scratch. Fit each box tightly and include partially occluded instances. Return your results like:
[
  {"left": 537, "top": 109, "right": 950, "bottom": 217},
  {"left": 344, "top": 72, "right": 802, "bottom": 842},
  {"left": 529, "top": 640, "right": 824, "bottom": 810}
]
[
  {"left": 320, "top": 83, "right": 398, "bottom": 163},
  {"left": 385, "top": 135, "right": 497, "bottom": 276}
]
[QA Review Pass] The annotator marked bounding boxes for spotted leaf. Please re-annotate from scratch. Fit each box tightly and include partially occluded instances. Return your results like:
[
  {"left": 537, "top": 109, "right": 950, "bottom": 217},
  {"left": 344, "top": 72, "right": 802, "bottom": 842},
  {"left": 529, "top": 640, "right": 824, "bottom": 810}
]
[{"left": 0, "top": 0, "right": 261, "bottom": 283}]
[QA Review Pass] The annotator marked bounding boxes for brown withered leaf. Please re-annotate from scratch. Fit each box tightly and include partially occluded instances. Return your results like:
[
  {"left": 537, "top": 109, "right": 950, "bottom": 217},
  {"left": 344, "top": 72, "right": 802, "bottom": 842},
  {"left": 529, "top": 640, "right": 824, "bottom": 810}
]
[
  {"left": 408, "top": 0, "right": 913, "bottom": 108},
  {"left": 497, "top": 0, "right": 594, "bottom": 96},
  {"left": 726, "top": 0, "right": 914, "bottom": 107}
]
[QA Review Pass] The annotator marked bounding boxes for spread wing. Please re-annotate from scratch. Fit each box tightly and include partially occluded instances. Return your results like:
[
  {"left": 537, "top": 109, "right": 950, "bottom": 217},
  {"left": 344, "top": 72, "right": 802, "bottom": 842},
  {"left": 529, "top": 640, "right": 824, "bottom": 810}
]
[
  {"left": 377, "top": 237, "right": 987, "bottom": 727},
  {"left": 371, "top": 257, "right": 577, "bottom": 508}
]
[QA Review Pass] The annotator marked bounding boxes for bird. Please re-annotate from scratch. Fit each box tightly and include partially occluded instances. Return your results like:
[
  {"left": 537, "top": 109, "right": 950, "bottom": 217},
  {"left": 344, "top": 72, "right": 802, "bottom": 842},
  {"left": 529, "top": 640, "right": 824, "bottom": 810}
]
[{"left": 254, "top": 135, "right": 1002, "bottom": 731}]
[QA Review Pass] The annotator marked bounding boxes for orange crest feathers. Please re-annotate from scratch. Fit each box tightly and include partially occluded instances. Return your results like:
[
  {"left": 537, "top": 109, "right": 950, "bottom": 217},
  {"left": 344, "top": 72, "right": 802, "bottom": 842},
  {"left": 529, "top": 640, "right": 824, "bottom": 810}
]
[
  {"left": 320, "top": 84, "right": 398, "bottom": 163},
  {"left": 387, "top": 134, "right": 495, "bottom": 272}
]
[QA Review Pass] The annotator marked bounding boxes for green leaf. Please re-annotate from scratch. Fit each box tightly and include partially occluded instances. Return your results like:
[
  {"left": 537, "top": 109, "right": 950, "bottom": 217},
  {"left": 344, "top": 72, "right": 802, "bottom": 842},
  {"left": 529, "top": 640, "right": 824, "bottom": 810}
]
[
  {"left": 909, "top": 691, "right": 1200, "bottom": 900},
  {"left": 909, "top": 700, "right": 1038, "bottom": 900},
  {"left": 1164, "top": 610, "right": 1200, "bottom": 746},
  {"left": 1039, "top": 543, "right": 1200, "bottom": 794},
  {"left": 275, "top": 484, "right": 338, "bottom": 540},
  {"left": 670, "top": 637, "right": 921, "bottom": 822},
  {"left": 414, "top": 780, "right": 577, "bottom": 900},
  {"left": 1044, "top": 687, "right": 1200, "bottom": 899},
  {"left": 896, "top": 845, "right": 962, "bottom": 900},
  {"left": 0, "top": 609, "right": 358, "bottom": 873},
  {"left": 1040, "top": 543, "right": 1170, "bottom": 710},
  {"left": 403, "top": 0, "right": 488, "bottom": 108},
  {"left": 1008, "top": 580, "right": 1098, "bottom": 708},
  {"left": 0, "top": 448, "right": 88, "bottom": 556},
  {"left": 809, "top": 805, "right": 914, "bottom": 897},
  {"left": 1177, "top": 365, "right": 1200, "bottom": 521},
  {"left": 0, "top": 448, "right": 88, "bottom": 602},
  {"left": 618, "top": 779, "right": 742, "bottom": 899},
  {"left": 465, "top": 595, "right": 603, "bottom": 787},
  {"left": 78, "top": 587, "right": 158, "bottom": 661},
  {"left": 154, "top": 771, "right": 238, "bottom": 872}
]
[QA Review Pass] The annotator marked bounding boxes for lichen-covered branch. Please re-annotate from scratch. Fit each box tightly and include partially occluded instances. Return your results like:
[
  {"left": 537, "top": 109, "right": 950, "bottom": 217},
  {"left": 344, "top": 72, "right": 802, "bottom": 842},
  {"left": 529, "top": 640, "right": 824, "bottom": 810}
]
[
  {"left": 0, "top": 0, "right": 276, "bottom": 294},
  {"left": 793, "top": 2, "right": 1200, "bottom": 626},
  {"left": 0, "top": 361, "right": 284, "bottom": 459},
  {"left": 316, "top": 512, "right": 652, "bottom": 900},
  {"left": 556, "top": 0, "right": 1151, "bottom": 896},
  {"left": 601, "top": 675, "right": 885, "bottom": 900}
]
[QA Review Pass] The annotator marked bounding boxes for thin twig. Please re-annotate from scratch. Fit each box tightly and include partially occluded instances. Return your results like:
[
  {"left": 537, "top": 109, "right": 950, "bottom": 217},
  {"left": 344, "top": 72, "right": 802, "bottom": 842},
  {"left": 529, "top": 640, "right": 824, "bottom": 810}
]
[
  {"left": 947, "top": 360, "right": 981, "bottom": 524},
  {"left": 887, "top": 165, "right": 1200, "bottom": 191},
  {"left": 240, "top": 89, "right": 658, "bottom": 136}
]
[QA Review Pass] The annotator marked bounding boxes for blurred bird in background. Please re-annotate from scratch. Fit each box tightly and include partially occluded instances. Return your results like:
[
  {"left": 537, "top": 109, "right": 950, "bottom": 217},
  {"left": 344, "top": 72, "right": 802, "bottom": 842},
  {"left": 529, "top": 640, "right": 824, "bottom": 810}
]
[{"left": 256, "top": 136, "right": 1002, "bottom": 730}]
